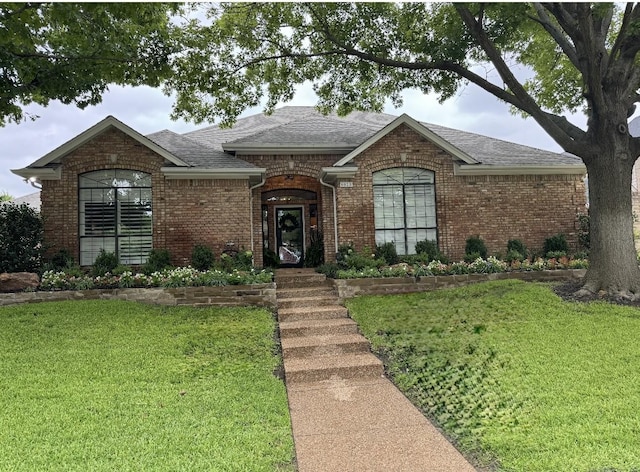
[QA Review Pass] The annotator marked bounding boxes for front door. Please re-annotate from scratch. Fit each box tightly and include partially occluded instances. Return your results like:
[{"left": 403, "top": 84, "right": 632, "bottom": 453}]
[{"left": 276, "top": 207, "right": 304, "bottom": 267}]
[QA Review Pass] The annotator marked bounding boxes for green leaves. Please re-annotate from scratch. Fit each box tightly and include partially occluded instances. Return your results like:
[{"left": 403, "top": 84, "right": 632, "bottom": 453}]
[{"left": 0, "top": 3, "right": 179, "bottom": 125}]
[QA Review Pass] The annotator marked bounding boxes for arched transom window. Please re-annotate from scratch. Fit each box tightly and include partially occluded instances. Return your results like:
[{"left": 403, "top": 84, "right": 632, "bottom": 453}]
[
  {"left": 373, "top": 167, "right": 437, "bottom": 255},
  {"left": 79, "top": 169, "right": 152, "bottom": 266}
]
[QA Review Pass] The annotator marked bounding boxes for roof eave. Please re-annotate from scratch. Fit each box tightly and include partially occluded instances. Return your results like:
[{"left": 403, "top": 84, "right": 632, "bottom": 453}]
[
  {"left": 320, "top": 166, "right": 358, "bottom": 184},
  {"left": 28, "top": 116, "right": 190, "bottom": 168},
  {"left": 11, "top": 166, "right": 61, "bottom": 182},
  {"left": 454, "top": 163, "right": 587, "bottom": 176},
  {"left": 334, "top": 114, "right": 478, "bottom": 167},
  {"left": 161, "top": 167, "right": 266, "bottom": 181}
]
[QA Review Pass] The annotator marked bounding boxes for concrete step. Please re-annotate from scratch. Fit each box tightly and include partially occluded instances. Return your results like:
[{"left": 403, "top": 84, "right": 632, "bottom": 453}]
[
  {"left": 276, "top": 285, "right": 335, "bottom": 299},
  {"left": 275, "top": 270, "right": 328, "bottom": 288},
  {"left": 284, "top": 352, "right": 384, "bottom": 384},
  {"left": 278, "top": 296, "right": 340, "bottom": 310},
  {"left": 282, "top": 334, "right": 371, "bottom": 359},
  {"left": 279, "top": 318, "right": 360, "bottom": 338},
  {"left": 278, "top": 305, "right": 349, "bottom": 323}
]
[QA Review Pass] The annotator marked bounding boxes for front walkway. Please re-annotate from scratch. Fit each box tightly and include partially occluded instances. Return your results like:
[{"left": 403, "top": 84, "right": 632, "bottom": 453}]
[{"left": 275, "top": 269, "right": 477, "bottom": 472}]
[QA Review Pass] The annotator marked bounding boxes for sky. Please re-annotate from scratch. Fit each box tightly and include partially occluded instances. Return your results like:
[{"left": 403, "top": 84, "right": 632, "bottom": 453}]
[{"left": 0, "top": 79, "right": 605, "bottom": 199}]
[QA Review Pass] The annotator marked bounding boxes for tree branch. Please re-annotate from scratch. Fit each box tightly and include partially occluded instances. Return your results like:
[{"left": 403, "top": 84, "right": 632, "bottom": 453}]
[
  {"left": 455, "top": 4, "right": 586, "bottom": 153},
  {"left": 531, "top": 3, "right": 580, "bottom": 69}
]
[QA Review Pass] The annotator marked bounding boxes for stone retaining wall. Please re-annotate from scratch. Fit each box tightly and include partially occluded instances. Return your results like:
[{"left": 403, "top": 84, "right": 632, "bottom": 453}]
[
  {"left": 333, "top": 270, "right": 586, "bottom": 300},
  {"left": 0, "top": 284, "right": 277, "bottom": 308}
]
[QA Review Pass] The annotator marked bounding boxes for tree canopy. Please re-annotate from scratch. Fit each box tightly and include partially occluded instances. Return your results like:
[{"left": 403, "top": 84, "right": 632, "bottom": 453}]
[
  {"left": 167, "top": 2, "right": 640, "bottom": 297},
  {"left": 0, "top": 2, "right": 178, "bottom": 126}
]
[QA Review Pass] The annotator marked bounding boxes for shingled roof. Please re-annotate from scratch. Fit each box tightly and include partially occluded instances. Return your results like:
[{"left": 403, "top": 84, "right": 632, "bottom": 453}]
[{"left": 180, "top": 106, "right": 583, "bottom": 170}]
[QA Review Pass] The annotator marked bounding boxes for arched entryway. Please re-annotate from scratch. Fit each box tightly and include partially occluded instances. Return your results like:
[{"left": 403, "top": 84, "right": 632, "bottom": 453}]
[{"left": 261, "top": 175, "right": 322, "bottom": 268}]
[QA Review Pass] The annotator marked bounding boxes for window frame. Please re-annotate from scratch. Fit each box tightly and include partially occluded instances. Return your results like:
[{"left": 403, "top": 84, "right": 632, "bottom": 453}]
[
  {"left": 78, "top": 169, "right": 153, "bottom": 266},
  {"left": 372, "top": 167, "right": 438, "bottom": 255}
]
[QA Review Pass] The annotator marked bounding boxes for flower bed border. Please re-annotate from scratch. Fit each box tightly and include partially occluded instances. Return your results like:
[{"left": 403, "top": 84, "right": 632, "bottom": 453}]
[
  {"left": 333, "top": 269, "right": 586, "bottom": 300},
  {"left": 0, "top": 283, "right": 276, "bottom": 308}
]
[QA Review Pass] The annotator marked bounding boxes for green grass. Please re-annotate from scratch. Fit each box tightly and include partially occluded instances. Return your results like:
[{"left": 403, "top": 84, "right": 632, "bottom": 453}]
[
  {"left": 347, "top": 280, "right": 640, "bottom": 472},
  {"left": 0, "top": 300, "right": 294, "bottom": 471}
]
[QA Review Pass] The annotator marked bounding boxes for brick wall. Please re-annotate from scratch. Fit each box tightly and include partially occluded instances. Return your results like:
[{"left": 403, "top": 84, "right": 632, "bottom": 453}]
[
  {"left": 337, "top": 124, "right": 587, "bottom": 260},
  {"left": 42, "top": 125, "right": 587, "bottom": 268},
  {"left": 42, "top": 129, "right": 167, "bottom": 262},
  {"left": 42, "top": 128, "right": 252, "bottom": 266}
]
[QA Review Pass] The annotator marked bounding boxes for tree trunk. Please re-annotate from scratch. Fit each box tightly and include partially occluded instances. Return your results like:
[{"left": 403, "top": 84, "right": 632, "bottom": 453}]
[{"left": 582, "top": 140, "right": 640, "bottom": 298}]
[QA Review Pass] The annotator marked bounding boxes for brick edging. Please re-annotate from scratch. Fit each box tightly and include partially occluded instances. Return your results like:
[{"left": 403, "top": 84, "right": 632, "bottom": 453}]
[
  {"left": 332, "top": 269, "right": 587, "bottom": 299},
  {"left": 0, "top": 283, "right": 277, "bottom": 308}
]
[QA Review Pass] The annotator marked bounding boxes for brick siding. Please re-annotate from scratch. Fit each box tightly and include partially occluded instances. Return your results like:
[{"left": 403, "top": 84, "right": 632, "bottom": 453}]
[{"left": 42, "top": 125, "right": 586, "bottom": 267}]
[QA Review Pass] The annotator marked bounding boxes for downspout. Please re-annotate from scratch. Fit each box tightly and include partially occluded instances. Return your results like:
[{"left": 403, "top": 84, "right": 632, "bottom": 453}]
[
  {"left": 320, "top": 173, "right": 339, "bottom": 254},
  {"left": 249, "top": 174, "right": 266, "bottom": 257}
]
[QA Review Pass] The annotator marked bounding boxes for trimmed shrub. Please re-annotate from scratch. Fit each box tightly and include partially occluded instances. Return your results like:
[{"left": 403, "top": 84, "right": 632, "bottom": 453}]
[
  {"left": 0, "top": 203, "right": 44, "bottom": 273},
  {"left": 263, "top": 248, "right": 280, "bottom": 268},
  {"left": 415, "top": 239, "right": 439, "bottom": 260},
  {"left": 191, "top": 245, "right": 215, "bottom": 271},
  {"left": 465, "top": 235, "right": 488, "bottom": 260},
  {"left": 143, "top": 248, "right": 172, "bottom": 275},
  {"left": 543, "top": 233, "right": 569, "bottom": 257},
  {"left": 304, "top": 229, "right": 325, "bottom": 267},
  {"left": 316, "top": 262, "right": 339, "bottom": 278},
  {"left": 91, "top": 249, "right": 119, "bottom": 277},
  {"left": 507, "top": 239, "right": 528, "bottom": 258},
  {"left": 375, "top": 242, "right": 399, "bottom": 265},
  {"left": 505, "top": 249, "right": 525, "bottom": 263}
]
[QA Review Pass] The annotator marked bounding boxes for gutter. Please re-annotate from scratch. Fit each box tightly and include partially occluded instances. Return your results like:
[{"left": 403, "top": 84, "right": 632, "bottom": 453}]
[{"left": 319, "top": 173, "right": 339, "bottom": 255}]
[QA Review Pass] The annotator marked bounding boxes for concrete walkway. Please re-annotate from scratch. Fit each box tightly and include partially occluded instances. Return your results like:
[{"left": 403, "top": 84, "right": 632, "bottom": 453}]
[{"left": 276, "top": 269, "right": 477, "bottom": 472}]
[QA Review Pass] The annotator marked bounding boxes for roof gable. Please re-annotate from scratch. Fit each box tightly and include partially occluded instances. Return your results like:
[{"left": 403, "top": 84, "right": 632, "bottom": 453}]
[
  {"left": 333, "top": 114, "right": 478, "bottom": 167},
  {"left": 28, "top": 116, "right": 190, "bottom": 168}
]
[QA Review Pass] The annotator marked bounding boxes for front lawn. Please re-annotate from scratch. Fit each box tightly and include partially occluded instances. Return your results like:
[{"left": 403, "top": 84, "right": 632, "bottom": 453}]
[
  {"left": 347, "top": 280, "right": 640, "bottom": 471},
  {"left": 0, "top": 300, "right": 294, "bottom": 471}
]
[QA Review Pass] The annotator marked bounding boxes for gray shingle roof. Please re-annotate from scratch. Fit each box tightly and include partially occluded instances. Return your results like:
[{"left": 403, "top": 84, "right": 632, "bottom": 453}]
[
  {"left": 150, "top": 106, "right": 582, "bottom": 169},
  {"left": 146, "top": 130, "right": 256, "bottom": 169}
]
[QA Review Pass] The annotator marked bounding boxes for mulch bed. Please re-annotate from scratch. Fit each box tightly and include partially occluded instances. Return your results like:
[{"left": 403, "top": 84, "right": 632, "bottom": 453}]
[{"left": 553, "top": 280, "right": 640, "bottom": 308}]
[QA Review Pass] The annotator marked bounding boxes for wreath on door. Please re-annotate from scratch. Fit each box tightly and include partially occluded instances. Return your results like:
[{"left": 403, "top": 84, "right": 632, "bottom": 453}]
[{"left": 279, "top": 213, "right": 299, "bottom": 231}]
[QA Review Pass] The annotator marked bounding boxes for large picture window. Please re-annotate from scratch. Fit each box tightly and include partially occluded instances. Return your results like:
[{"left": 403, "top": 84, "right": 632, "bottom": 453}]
[
  {"left": 79, "top": 170, "right": 152, "bottom": 266},
  {"left": 373, "top": 168, "right": 437, "bottom": 255}
]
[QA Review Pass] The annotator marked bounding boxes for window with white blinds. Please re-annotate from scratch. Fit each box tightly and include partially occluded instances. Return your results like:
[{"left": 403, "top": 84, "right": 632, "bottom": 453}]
[
  {"left": 79, "top": 170, "right": 152, "bottom": 266},
  {"left": 373, "top": 168, "right": 437, "bottom": 255}
]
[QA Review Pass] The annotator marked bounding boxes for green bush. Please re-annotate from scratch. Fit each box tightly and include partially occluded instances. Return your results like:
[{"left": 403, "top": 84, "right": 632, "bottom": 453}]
[
  {"left": 465, "top": 235, "right": 488, "bottom": 259},
  {"left": 543, "top": 233, "right": 569, "bottom": 257},
  {"left": 91, "top": 250, "right": 119, "bottom": 277},
  {"left": 191, "top": 245, "right": 215, "bottom": 271},
  {"left": 316, "top": 262, "right": 339, "bottom": 278},
  {"left": 375, "top": 242, "right": 399, "bottom": 265},
  {"left": 304, "top": 229, "right": 324, "bottom": 267},
  {"left": 415, "top": 239, "right": 439, "bottom": 260},
  {"left": 336, "top": 243, "right": 355, "bottom": 268},
  {"left": 577, "top": 213, "right": 590, "bottom": 251},
  {"left": 507, "top": 239, "right": 527, "bottom": 258},
  {"left": 112, "top": 264, "right": 132, "bottom": 276},
  {"left": 0, "top": 203, "right": 44, "bottom": 273},
  {"left": 464, "top": 251, "right": 483, "bottom": 263},
  {"left": 263, "top": 248, "right": 280, "bottom": 269},
  {"left": 505, "top": 249, "right": 525, "bottom": 263},
  {"left": 546, "top": 250, "right": 567, "bottom": 259},
  {"left": 143, "top": 248, "right": 172, "bottom": 275},
  {"left": 233, "top": 250, "right": 253, "bottom": 271}
]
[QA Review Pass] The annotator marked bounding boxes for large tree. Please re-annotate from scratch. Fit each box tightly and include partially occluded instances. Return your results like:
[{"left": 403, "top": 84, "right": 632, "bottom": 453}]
[
  {"left": 0, "top": 2, "right": 179, "bottom": 125},
  {"left": 167, "top": 2, "right": 640, "bottom": 298}
]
